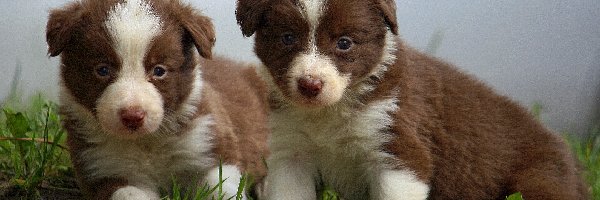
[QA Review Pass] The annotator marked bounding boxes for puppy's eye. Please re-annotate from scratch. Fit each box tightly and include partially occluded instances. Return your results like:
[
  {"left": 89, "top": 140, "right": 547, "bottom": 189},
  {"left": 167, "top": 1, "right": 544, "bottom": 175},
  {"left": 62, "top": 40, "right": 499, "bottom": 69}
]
[
  {"left": 336, "top": 37, "right": 353, "bottom": 51},
  {"left": 282, "top": 33, "right": 297, "bottom": 46},
  {"left": 152, "top": 65, "right": 167, "bottom": 79},
  {"left": 95, "top": 64, "right": 111, "bottom": 78}
]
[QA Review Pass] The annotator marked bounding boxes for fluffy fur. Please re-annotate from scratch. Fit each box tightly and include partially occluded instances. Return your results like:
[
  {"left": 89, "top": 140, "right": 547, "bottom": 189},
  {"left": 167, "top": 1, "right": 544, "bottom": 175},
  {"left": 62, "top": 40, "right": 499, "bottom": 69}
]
[
  {"left": 46, "top": 0, "right": 269, "bottom": 199},
  {"left": 236, "top": 0, "right": 588, "bottom": 199}
]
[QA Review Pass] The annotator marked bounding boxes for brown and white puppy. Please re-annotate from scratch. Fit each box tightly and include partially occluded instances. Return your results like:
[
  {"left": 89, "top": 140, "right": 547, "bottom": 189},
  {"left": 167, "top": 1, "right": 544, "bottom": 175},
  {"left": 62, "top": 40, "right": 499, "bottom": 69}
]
[
  {"left": 236, "top": 0, "right": 588, "bottom": 199},
  {"left": 46, "top": 0, "right": 269, "bottom": 199}
]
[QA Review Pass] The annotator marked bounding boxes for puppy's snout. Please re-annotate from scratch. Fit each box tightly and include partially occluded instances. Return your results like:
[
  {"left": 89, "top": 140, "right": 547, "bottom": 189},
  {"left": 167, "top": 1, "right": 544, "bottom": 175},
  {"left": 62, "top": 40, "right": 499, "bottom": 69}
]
[
  {"left": 120, "top": 107, "right": 146, "bottom": 131},
  {"left": 297, "top": 77, "right": 323, "bottom": 98}
]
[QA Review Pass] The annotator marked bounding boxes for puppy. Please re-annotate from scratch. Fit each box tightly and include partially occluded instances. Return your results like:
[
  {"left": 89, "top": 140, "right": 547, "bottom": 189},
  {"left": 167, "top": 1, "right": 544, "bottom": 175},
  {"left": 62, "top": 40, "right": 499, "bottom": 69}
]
[
  {"left": 236, "top": 0, "right": 587, "bottom": 199},
  {"left": 46, "top": 0, "right": 268, "bottom": 199}
]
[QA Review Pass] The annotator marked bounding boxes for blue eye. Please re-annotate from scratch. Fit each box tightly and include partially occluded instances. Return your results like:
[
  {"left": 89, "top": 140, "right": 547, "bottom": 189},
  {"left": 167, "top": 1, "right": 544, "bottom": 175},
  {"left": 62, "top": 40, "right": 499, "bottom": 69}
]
[
  {"left": 153, "top": 65, "right": 167, "bottom": 78},
  {"left": 95, "top": 64, "right": 111, "bottom": 78},
  {"left": 336, "top": 37, "right": 353, "bottom": 51}
]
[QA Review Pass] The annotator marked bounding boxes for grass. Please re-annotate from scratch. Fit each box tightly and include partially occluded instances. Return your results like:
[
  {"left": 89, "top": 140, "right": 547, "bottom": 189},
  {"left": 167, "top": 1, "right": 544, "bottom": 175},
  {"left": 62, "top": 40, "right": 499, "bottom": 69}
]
[
  {"left": 320, "top": 186, "right": 340, "bottom": 200},
  {"left": 567, "top": 126, "right": 600, "bottom": 199},
  {"left": 505, "top": 192, "right": 524, "bottom": 200},
  {"left": 0, "top": 94, "right": 73, "bottom": 199}
]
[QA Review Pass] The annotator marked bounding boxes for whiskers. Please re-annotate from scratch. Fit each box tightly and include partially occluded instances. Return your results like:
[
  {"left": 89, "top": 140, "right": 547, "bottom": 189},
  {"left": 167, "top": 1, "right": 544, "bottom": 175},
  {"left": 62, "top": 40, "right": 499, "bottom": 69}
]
[
  {"left": 153, "top": 95, "right": 204, "bottom": 137},
  {"left": 154, "top": 108, "right": 188, "bottom": 137}
]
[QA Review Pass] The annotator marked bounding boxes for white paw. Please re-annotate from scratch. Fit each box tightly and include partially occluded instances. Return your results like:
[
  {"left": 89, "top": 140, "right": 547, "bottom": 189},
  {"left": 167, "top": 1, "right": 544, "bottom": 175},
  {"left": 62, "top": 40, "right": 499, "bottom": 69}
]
[
  {"left": 204, "top": 165, "right": 247, "bottom": 200},
  {"left": 377, "top": 170, "right": 429, "bottom": 200},
  {"left": 111, "top": 186, "right": 160, "bottom": 200},
  {"left": 265, "top": 163, "right": 317, "bottom": 200}
]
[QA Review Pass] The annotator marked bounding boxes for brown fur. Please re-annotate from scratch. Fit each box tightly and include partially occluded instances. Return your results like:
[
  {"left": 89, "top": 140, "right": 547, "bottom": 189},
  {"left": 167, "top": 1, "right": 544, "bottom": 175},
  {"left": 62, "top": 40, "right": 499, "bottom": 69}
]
[
  {"left": 385, "top": 47, "right": 589, "bottom": 199},
  {"left": 237, "top": 0, "right": 588, "bottom": 199},
  {"left": 47, "top": 0, "right": 268, "bottom": 199},
  {"left": 199, "top": 57, "right": 270, "bottom": 182}
]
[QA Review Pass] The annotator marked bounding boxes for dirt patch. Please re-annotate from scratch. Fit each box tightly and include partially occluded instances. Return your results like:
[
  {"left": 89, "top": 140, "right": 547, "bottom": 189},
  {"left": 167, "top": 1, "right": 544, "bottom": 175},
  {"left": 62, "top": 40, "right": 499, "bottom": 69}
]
[{"left": 0, "top": 174, "right": 83, "bottom": 200}]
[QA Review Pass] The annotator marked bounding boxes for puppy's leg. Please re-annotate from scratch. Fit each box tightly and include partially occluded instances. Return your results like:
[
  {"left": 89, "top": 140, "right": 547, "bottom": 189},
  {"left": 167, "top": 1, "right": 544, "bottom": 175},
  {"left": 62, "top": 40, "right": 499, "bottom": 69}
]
[
  {"left": 373, "top": 169, "right": 429, "bottom": 200},
  {"left": 266, "top": 154, "right": 318, "bottom": 200},
  {"left": 204, "top": 165, "right": 247, "bottom": 200},
  {"left": 111, "top": 185, "right": 160, "bottom": 200}
]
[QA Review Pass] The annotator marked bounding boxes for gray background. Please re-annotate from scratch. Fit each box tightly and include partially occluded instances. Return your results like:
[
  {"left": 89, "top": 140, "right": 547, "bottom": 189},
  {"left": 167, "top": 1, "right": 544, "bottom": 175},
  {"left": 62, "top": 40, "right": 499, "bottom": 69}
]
[{"left": 1, "top": 0, "right": 598, "bottom": 135}]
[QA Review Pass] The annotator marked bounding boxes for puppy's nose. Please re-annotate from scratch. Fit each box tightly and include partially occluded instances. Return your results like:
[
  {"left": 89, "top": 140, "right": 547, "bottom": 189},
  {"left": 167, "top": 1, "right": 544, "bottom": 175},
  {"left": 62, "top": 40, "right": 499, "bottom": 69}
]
[
  {"left": 120, "top": 107, "right": 146, "bottom": 131},
  {"left": 297, "top": 77, "right": 323, "bottom": 98}
]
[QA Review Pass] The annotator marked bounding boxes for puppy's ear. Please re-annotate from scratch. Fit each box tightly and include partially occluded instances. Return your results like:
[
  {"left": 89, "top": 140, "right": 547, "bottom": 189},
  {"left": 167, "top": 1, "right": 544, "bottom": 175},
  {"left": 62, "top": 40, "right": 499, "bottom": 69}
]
[
  {"left": 179, "top": 10, "right": 216, "bottom": 59},
  {"left": 46, "top": 2, "right": 84, "bottom": 57},
  {"left": 236, "top": 0, "right": 268, "bottom": 37},
  {"left": 375, "top": 0, "right": 399, "bottom": 35}
]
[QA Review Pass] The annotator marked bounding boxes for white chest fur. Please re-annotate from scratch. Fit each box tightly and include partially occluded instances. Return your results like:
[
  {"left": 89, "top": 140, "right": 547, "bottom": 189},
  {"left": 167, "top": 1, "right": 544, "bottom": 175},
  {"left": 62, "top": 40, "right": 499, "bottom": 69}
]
[
  {"left": 80, "top": 116, "right": 215, "bottom": 190},
  {"left": 268, "top": 98, "right": 399, "bottom": 198}
]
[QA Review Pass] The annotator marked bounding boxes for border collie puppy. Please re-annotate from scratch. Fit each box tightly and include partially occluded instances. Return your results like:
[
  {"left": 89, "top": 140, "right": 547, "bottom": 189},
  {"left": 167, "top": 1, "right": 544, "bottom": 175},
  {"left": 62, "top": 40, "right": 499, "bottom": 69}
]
[
  {"left": 236, "top": 0, "right": 587, "bottom": 199},
  {"left": 46, "top": 0, "right": 268, "bottom": 199}
]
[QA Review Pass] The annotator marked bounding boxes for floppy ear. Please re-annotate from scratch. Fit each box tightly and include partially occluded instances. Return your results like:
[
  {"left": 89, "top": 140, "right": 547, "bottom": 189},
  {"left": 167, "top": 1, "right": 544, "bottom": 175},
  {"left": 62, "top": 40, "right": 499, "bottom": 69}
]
[
  {"left": 236, "top": 0, "right": 269, "bottom": 37},
  {"left": 179, "top": 9, "right": 216, "bottom": 59},
  {"left": 375, "top": 0, "right": 399, "bottom": 35},
  {"left": 46, "top": 2, "right": 84, "bottom": 57}
]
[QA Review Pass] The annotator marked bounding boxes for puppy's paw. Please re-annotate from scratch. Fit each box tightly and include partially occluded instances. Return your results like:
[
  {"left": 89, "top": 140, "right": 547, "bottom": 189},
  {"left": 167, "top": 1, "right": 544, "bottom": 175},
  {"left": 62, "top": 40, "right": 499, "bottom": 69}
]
[
  {"left": 377, "top": 170, "right": 429, "bottom": 200},
  {"left": 204, "top": 165, "right": 247, "bottom": 200},
  {"left": 111, "top": 186, "right": 159, "bottom": 200}
]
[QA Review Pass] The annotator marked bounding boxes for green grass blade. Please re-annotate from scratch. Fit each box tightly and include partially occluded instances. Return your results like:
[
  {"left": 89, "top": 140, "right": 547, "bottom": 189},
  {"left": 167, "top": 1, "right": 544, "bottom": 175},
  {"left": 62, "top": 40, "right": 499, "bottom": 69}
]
[
  {"left": 218, "top": 160, "right": 223, "bottom": 200},
  {"left": 235, "top": 174, "right": 247, "bottom": 200},
  {"left": 320, "top": 186, "right": 339, "bottom": 200},
  {"left": 506, "top": 192, "right": 524, "bottom": 200}
]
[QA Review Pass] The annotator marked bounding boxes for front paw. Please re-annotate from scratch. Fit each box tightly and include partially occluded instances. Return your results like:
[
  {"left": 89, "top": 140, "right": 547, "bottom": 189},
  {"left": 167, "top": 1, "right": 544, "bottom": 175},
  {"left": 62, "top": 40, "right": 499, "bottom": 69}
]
[
  {"left": 204, "top": 165, "right": 247, "bottom": 200},
  {"left": 111, "top": 186, "right": 159, "bottom": 200},
  {"left": 377, "top": 170, "right": 429, "bottom": 200}
]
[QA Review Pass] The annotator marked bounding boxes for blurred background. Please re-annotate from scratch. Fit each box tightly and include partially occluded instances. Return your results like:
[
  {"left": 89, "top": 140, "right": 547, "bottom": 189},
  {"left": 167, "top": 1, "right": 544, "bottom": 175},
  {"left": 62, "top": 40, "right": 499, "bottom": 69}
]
[{"left": 1, "top": 0, "right": 598, "bottom": 136}]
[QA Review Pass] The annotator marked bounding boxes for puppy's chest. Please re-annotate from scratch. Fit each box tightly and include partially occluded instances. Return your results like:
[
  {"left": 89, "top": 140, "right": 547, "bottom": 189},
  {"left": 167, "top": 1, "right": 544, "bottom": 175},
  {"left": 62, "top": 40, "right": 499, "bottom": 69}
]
[
  {"left": 311, "top": 137, "right": 386, "bottom": 199},
  {"left": 273, "top": 98, "right": 398, "bottom": 196},
  {"left": 80, "top": 116, "right": 215, "bottom": 187},
  {"left": 294, "top": 98, "right": 398, "bottom": 157}
]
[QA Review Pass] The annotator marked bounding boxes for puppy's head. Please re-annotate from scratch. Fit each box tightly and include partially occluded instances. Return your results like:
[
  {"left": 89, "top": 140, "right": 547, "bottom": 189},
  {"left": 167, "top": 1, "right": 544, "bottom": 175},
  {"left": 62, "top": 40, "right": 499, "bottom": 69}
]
[
  {"left": 47, "top": 0, "right": 215, "bottom": 139},
  {"left": 237, "top": 0, "right": 398, "bottom": 108}
]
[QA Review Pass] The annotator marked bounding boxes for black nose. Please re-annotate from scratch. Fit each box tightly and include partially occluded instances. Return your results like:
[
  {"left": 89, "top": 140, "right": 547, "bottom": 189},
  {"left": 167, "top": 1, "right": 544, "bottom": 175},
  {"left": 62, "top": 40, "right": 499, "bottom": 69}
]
[
  {"left": 297, "top": 77, "right": 323, "bottom": 98},
  {"left": 120, "top": 107, "right": 146, "bottom": 131}
]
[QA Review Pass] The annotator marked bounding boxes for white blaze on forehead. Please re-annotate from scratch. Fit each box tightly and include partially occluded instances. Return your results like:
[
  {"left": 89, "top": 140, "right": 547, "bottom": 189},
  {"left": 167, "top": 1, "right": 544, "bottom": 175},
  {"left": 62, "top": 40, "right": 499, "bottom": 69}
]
[
  {"left": 297, "top": 0, "right": 327, "bottom": 54},
  {"left": 297, "top": 0, "right": 326, "bottom": 31},
  {"left": 106, "top": 0, "right": 162, "bottom": 74}
]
